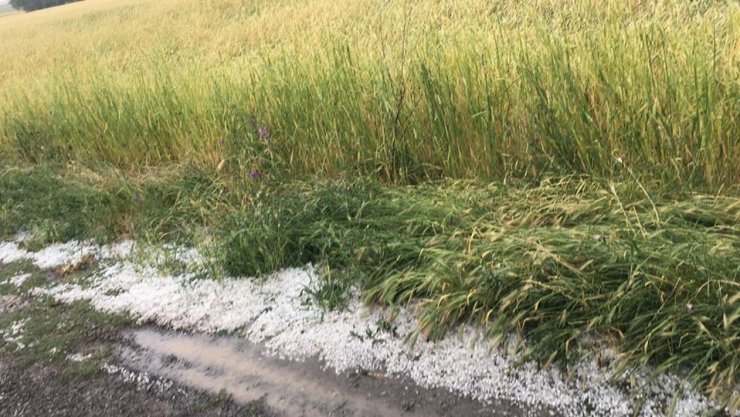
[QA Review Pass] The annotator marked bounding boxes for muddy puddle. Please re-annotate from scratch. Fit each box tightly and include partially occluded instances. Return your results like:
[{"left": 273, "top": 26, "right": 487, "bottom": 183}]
[{"left": 121, "top": 329, "right": 552, "bottom": 417}]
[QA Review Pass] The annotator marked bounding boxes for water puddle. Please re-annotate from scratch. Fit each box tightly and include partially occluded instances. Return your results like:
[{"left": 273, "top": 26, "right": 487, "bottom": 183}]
[{"left": 121, "top": 328, "right": 542, "bottom": 417}]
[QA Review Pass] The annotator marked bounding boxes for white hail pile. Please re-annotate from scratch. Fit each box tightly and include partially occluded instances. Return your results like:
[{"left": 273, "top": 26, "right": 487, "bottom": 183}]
[
  {"left": 103, "top": 363, "right": 174, "bottom": 393},
  {"left": 1, "top": 318, "right": 28, "bottom": 350},
  {"left": 0, "top": 238, "right": 734, "bottom": 417}
]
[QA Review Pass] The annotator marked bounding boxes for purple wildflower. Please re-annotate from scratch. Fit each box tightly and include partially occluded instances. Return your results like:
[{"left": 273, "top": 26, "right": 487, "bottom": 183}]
[
  {"left": 258, "top": 126, "right": 270, "bottom": 141},
  {"left": 593, "top": 233, "right": 602, "bottom": 241},
  {"left": 218, "top": 137, "right": 225, "bottom": 147},
  {"left": 686, "top": 303, "right": 693, "bottom": 311},
  {"left": 250, "top": 169, "right": 263, "bottom": 180}
]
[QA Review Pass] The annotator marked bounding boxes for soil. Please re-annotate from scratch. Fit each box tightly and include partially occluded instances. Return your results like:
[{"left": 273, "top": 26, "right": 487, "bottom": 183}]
[
  {"left": 120, "top": 328, "right": 557, "bottom": 417},
  {"left": 0, "top": 358, "right": 274, "bottom": 417}
]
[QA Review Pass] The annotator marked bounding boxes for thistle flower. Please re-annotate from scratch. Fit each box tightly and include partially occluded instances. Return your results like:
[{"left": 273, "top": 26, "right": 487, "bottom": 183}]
[
  {"left": 258, "top": 126, "right": 270, "bottom": 141},
  {"left": 250, "top": 169, "right": 263, "bottom": 180}
]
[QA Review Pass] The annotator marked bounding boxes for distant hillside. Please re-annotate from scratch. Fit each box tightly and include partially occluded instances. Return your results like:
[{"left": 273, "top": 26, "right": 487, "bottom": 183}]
[{"left": 0, "top": 3, "right": 18, "bottom": 17}]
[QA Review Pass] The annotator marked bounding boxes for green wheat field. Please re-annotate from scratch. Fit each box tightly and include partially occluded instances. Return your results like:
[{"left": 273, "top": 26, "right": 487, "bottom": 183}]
[{"left": 0, "top": 0, "right": 738, "bottom": 409}]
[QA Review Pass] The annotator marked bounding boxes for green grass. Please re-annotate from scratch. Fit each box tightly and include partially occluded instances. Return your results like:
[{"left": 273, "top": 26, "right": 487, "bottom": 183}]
[
  {"left": 0, "top": 299, "right": 130, "bottom": 378},
  {"left": 0, "top": 164, "right": 232, "bottom": 245},
  {"left": 0, "top": 260, "right": 46, "bottom": 295},
  {"left": 0, "top": 261, "right": 132, "bottom": 379},
  {"left": 0, "top": 165, "right": 737, "bottom": 407}
]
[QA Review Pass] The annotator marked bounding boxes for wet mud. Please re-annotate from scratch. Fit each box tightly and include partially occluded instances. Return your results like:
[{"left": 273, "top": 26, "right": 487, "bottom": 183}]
[{"left": 121, "top": 328, "right": 558, "bottom": 417}]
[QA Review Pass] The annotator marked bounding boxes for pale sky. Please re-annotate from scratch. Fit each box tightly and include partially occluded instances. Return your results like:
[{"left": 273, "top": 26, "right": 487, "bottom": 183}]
[{"left": 0, "top": 0, "right": 10, "bottom": 5}]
